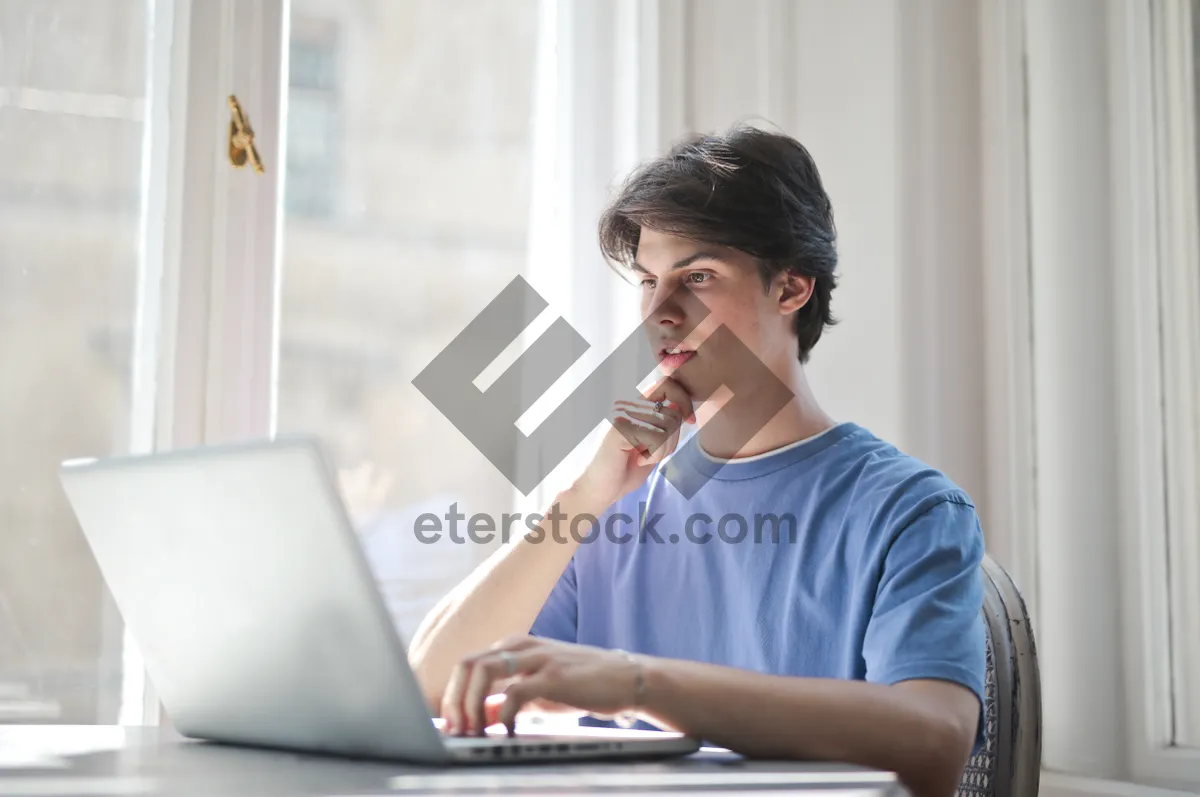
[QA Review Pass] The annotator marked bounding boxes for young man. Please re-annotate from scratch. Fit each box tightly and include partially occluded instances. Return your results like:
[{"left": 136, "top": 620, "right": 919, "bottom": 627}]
[{"left": 408, "top": 125, "right": 986, "bottom": 797}]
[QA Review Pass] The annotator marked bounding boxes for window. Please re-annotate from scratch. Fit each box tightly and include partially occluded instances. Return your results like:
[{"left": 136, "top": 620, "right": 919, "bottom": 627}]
[
  {"left": 285, "top": 18, "right": 341, "bottom": 218},
  {"left": 0, "top": 0, "right": 672, "bottom": 731},
  {"left": 0, "top": 0, "right": 149, "bottom": 723},
  {"left": 273, "top": 0, "right": 542, "bottom": 641},
  {"left": 0, "top": 0, "right": 627, "bottom": 728}
]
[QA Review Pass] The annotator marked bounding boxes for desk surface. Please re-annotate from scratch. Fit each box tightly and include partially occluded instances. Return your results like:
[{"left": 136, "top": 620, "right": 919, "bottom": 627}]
[{"left": 0, "top": 726, "right": 904, "bottom": 797}]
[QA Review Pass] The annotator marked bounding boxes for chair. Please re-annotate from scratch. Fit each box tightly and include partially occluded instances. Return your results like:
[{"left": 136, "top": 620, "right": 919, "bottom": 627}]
[{"left": 956, "top": 554, "right": 1042, "bottom": 797}]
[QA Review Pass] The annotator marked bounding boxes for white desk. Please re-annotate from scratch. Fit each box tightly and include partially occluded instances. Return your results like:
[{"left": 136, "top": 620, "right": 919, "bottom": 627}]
[{"left": 0, "top": 726, "right": 905, "bottom": 797}]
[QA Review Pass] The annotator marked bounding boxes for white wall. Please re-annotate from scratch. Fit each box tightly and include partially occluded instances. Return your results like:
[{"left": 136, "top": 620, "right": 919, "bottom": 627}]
[{"left": 674, "top": 0, "right": 991, "bottom": 538}]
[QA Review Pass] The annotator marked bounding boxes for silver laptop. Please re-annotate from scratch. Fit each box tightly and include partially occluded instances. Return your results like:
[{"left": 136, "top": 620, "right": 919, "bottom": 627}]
[{"left": 58, "top": 436, "right": 700, "bottom": 765}]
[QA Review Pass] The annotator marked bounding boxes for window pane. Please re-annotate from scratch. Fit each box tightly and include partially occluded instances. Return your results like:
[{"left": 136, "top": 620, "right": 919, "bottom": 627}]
[
  {"left": 275, "top": 0, "right": 541, "bottom": 640},
  {"left": 0, "top": 0, "right": 148, "bottom": 723}
]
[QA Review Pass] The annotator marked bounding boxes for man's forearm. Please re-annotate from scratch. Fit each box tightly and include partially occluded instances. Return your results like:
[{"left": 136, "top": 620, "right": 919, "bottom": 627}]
[
  {"left": 406, "top": 486, "right": 607, "bottom": 711},
  {"left": 636, "top": 659, "right": 976, "bottom": 797}
]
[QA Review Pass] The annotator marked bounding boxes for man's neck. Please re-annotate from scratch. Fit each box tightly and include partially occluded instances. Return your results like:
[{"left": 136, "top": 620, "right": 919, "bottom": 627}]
[{"left": 694, "top": 363, "right": 836, "bottom": 461}]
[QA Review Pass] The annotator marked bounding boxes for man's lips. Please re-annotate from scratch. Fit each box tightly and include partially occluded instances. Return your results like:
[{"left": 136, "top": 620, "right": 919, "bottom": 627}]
[{"left": 658, "top": 348, "right": 696, "bottom": 369}]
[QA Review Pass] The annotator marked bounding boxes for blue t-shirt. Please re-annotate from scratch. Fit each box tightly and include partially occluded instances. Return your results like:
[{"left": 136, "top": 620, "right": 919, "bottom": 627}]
[{"left": 529, "top": 421, "right": 987, "bottom": 744}]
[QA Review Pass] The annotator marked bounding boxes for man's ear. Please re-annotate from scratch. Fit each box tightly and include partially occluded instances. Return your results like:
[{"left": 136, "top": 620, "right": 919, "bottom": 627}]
[{"left": 776, "top": 272, "right": 814, "bottom": 315}]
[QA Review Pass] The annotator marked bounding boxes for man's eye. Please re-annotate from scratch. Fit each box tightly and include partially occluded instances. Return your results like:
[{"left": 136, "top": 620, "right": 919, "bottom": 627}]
[
  {"left": 687, "top": 272, "right": 710, "bottom": 284},
  {"left": 640, "top": 278, "right": 657, "bottom": 289}
]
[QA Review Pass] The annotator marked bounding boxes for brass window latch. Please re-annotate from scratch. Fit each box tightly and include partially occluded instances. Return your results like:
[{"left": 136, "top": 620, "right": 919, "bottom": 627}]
[{"left": 227, "top": 94, "right": 265, "bottom": 174}]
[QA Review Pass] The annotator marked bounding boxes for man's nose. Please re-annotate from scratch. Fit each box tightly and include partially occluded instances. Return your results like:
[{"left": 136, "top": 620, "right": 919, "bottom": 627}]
[{"left": 646, "top": 287, "right": 686, "bottom": 327}]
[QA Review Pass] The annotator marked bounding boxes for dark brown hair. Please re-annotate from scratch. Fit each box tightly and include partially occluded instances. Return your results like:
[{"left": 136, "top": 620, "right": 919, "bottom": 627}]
[{"left": 598, "top": 124, "right": 838, "bottom": 363}]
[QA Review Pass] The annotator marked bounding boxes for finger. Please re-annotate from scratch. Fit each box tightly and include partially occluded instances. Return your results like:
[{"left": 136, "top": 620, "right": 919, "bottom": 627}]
[
  {"left": 614, "top": 404, "right": 686, "bottom": 462},
  {"left": 637, "top": 440, "right": 676, "bottom": 466},
  {"left": 440, "top": 661, "right": 471, "bottom": 734},
  {"left": 613, "top": 403, "right": 681, "bottom": 435},
  {"left": 463, "top": 650, "right": 542, "bottom": 734},
  {"left": 613, "top": 399, "right": 685, "bottom": 428},
  {"left": 640, "top": 422, "right": 682, "bottom": 466},
  {"left": 611, "top": 413, "right": 669, "bottom": 457},
  {"left": 625, "top": 415, "right": 678, "bottom": 465},
  {"left": 487, "top": 693, "right": 578, "bottom": 730},
  {"left": 462, "top": 657, "right": 503, "bottom": 734},
  {"left": 479, "top": 638, "right": 542, "bottom": 723},
  {"left": 484, "top": 693, "right": 506, "bottom": 729},
  {"left": 644, "top": 378, "right": 696, "bottom": 424},
  {"left": 499, "top": 676, "right": 553, "bottom": 735},
  {"left": 610, "top": 408, "right": 669, "bottom": 442}
]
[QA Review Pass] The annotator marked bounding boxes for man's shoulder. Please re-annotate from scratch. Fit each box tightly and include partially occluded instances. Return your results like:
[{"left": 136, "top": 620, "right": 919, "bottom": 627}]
[{"left": 826, "top": 424, "right": 977, "bottom": 529}]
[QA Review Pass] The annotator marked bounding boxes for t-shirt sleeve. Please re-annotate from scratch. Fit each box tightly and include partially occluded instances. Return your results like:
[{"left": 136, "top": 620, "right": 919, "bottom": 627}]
[
  {"left": 527, "top": 484, "right": 648, "bottom": 644},
  {"left": 863, "top": 497, "right": 988, "bottom": 749},
  {"left": 528, "top": 555, "right": 579, "bottom": 642}
]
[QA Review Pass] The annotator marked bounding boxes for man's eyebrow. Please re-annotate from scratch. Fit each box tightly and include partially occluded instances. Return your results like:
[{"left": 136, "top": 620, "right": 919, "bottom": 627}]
[{"left": 630, "top": 251, "right": 724, "bottom": 274}]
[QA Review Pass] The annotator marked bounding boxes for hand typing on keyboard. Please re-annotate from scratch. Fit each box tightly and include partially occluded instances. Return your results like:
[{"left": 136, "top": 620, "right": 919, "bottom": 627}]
[{"left": 440, "top": 637, "right": 645, "bottom": 737}]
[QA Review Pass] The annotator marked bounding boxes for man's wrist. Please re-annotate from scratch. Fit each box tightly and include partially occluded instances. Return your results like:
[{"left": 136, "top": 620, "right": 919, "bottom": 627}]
[
  {"left": 614, "top": 650, "right": 646, "bottom": 728},
  {"left": 559, "top": 482, "right": 617, "bottom": 517},
  {"left": 627, "top": 655, "right": 689, "bottom": 735}
]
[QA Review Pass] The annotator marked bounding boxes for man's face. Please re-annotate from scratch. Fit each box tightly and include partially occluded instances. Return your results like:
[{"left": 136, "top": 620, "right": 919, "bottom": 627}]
[{"left": 632, "top": 228, "right": 812, "bottom": 400}]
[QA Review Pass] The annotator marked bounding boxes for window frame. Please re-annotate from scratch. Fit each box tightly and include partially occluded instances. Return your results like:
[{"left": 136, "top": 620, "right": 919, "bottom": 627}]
[
  {"left": 1109, "top": 0, "right": 1189, "bottom": 784},
  {"left": 978, "top": 0, "right": 1039, "bottom": 629},
  {"left": 1144, "top": 0, "right": 1200, "bottom": 758},
  {"left": 1103, "top": 0, "right": 1200, "bottom": 787},
  {"left": 129, "top": 0, "right": 287, "bottom": 724}
]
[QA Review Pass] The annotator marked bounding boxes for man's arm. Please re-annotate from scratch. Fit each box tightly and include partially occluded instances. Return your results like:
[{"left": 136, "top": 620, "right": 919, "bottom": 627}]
[
  {"left": 409, "top": 378, "right": 696, "bottom": 712},
  {"left": 636, "top": 661, "right": 978, "bottom": 797},
  {"left": 406, "top": 486, "right": 598, "bottom": 712},
  {"left": 668, "top": 495, "right": 986, "bottom": 796},
  {"left": 460, "top": 639, "right": 978, "bottom": 797}
]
